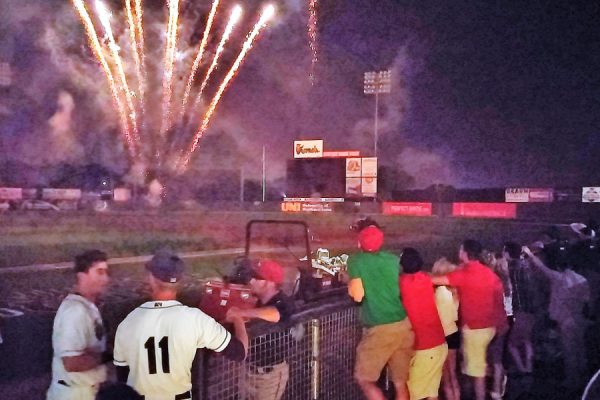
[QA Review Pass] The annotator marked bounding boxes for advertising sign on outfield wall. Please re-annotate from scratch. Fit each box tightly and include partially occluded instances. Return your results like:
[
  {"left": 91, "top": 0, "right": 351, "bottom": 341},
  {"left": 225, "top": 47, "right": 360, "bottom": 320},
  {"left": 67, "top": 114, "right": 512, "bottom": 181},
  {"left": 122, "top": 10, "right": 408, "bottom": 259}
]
[
  {"left": 280, "top": 202, "right": 334, "bottom": 212},
  {"left": 452, "top": 203, "right": 517, "bottom": 219},
  {"left": 293, "top": 140, "right": 324, "bottom": 158},
  {"left": 505, "top": 188, "right": 553, "bottom": 202},
  {"left": 382, "top": 202, "right": 433, "bottom": 216},
  {"left": 582, "top": 187, "right": 600, "bottom": 203},
  {"left": 0, "top": 187, "right": 23, "bottom": 200}
]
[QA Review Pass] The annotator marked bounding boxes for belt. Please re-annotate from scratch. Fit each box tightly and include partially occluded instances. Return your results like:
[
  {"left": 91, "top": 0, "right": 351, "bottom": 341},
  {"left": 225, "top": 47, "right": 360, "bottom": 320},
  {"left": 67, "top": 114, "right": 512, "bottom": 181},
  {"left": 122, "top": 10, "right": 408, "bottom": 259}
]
[
  {"left": 141, "top": 391, "right": 191, "bottom": 400},
  {"left": 248, "top": 361, "right": 285, "bottom": 374},
  {"left": 249, "top": 365, "right": 274, "bottom": 374},
  {"left": 175, "top": 391, "right": 191, "bottom": 400}
]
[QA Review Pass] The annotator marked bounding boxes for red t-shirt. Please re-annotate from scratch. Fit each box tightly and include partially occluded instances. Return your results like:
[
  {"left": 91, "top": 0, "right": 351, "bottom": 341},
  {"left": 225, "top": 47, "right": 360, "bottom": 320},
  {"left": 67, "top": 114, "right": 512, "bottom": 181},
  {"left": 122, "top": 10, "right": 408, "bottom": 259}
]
[
  {"left": 399, "top": 271, "right": 446, "bottom": 350},
  {"left": 447, "top": 260, "right": 505, "bottom": 329}
]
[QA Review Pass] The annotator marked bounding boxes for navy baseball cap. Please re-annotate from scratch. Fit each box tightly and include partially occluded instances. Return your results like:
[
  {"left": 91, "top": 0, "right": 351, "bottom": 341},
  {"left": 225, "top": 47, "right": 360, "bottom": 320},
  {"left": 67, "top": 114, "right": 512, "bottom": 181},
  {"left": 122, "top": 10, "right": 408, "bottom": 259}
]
[{"left": 146, "top": 252, "right": 184, "bottom": 283}]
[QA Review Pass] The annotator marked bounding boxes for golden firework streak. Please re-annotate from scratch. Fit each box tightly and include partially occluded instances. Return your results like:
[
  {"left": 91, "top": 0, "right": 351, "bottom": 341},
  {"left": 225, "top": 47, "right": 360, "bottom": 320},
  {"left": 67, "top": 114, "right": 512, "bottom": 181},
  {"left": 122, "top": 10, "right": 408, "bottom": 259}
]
[
  {"left": 188, "top": 5, "right": 242, "bottom": 120},
  {"left": 308, "top": 0, "right": 318, "bottom": 84},
  {"left": 180, "top": 0, "right": 221, "bottom": 120},
  {"left": 160, "top": 0, "right": 180, "bottom": 135},
  {"left": 96, "top": 0, "right": 140, "bottom": 144},
  {"left": 71, "top": 0, "right": 137, "bottom": 159},
  {"left": 178, "top": 5, "right": 275, "bottom": 170},
  {"left": 125, "top": 0, "right": 144, "bottom": 112},
  {"left": 134, "top": 0, "right": 146, "bottom": 88}
]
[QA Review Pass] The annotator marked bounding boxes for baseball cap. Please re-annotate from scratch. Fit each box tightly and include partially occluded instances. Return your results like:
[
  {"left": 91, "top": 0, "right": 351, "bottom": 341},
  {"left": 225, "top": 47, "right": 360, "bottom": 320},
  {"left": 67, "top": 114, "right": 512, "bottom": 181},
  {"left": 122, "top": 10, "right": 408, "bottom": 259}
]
[
  {"left": 358, "top": 225, "right": 384, "bottom": 252},
  {"left": 146, "top": 252, "right": 184, "bottom": 283},
  {"left": 251, "top": 259, "right": 284, "bottom": 284}
]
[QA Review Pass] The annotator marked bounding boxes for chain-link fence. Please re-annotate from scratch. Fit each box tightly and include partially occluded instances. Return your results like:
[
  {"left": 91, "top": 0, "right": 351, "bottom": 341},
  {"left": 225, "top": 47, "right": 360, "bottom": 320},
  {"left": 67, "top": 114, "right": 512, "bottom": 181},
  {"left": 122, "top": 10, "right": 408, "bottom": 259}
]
[{"left": 196, "top": 297, "right": 364, "bottom": 400}]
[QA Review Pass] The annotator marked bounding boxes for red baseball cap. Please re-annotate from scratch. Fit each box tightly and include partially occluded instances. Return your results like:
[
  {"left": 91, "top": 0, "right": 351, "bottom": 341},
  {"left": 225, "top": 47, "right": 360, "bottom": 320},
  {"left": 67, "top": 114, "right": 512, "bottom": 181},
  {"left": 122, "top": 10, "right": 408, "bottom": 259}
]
[
  {"left": 358, "top": 226, "right": 384, "bottom": 252},
  {"left": 252, "top": 259, "right": 284, "bottom": 284}
]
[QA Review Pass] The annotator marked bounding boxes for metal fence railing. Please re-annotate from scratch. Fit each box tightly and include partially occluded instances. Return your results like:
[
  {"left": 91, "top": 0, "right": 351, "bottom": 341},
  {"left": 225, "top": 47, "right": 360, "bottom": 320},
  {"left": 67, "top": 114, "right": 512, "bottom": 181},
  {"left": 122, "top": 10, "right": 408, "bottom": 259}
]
[{"left": 196, "top": 297, "right": 364, "bottom": 400}]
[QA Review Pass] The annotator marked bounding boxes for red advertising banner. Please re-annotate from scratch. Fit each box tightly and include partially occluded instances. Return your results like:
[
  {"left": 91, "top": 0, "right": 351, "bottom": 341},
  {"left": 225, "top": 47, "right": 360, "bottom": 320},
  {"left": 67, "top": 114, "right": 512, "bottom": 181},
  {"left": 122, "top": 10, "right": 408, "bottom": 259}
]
[
  {"left": 452, "top": 203, "right": 517, "bottom": 219},
  {"left": 382, "top": 202, "right": 433, "bottom": 216}
]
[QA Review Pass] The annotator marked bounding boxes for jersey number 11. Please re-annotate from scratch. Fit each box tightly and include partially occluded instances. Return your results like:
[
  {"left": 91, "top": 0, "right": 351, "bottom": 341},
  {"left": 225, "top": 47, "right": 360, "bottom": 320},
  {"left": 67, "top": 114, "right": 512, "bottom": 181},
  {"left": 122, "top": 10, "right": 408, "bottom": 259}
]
[{"left": 145, "top": 336, "right": 170, "bottom": 374}]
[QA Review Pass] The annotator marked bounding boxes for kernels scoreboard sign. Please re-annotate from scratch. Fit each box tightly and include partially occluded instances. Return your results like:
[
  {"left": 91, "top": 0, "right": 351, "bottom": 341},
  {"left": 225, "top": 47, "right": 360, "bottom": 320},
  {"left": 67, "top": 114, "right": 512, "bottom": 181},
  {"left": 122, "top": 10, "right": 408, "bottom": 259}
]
[{"left": 293, "top": 140, "right": 323, "bottom": 158}]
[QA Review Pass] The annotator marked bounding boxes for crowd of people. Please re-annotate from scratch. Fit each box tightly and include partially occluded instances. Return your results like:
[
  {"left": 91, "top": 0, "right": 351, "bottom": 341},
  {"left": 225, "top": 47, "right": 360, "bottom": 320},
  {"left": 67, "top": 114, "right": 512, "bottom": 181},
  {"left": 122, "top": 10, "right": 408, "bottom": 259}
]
[
  {"left": 347, "top": 219, "right": 598, "bottom": 400},
  {"left": 46, "top": 250, "right": 294, "bottom": 400},
  {"left": 44, "top": 217, "right": 599, "bottom": 400}
]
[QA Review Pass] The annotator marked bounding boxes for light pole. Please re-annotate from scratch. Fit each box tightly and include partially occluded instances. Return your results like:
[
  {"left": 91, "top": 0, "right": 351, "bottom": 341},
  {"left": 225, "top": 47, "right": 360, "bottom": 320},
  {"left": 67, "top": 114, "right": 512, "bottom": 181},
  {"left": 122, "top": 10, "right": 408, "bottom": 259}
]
[{"left": 363, "top": 70, "right": 391, "bottom": 157}]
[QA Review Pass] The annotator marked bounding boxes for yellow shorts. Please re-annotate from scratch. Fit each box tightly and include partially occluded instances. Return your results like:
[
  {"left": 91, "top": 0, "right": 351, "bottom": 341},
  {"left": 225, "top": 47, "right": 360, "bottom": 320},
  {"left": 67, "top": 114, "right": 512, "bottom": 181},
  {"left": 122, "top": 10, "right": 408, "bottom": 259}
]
[
  {"left": 408, "top": 343, "right": 448, "bottom": 400},
  {"left": 355, "top": 319, "right": 415, "bottom": 383},
  {"left": 461, "top": 326, "right": 496, "bottom": 377}
]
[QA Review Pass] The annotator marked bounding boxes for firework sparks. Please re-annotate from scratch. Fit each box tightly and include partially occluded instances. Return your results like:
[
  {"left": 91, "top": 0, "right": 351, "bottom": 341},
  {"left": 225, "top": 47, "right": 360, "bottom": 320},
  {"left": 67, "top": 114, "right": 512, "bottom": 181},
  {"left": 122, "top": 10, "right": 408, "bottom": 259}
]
[
  {"left": 308, "top": 0, "right": 318, "bottom": 84},
  {"left": 177, "top": 5, "right": 275, "bottom": 170},
  {"left": 71, "top": 0, "right": 137, "bottom": 159},
  {"left": 180, "top": 0, "right": 221, "bottom": 120},
  {"left": 188, "top": 5, "right": 243, "bottom": 119},
  {"left": 160, "top": 0, "right": 180, "bottom": 136},
  {"left": 134, "top": 0, "right": 146, "bottom": 86},
  {"left": 125, "top": 0, "right": 144, "bottom": 111},
  {"left": 96, "top": 0, "right": 140, "bottom": 143}
]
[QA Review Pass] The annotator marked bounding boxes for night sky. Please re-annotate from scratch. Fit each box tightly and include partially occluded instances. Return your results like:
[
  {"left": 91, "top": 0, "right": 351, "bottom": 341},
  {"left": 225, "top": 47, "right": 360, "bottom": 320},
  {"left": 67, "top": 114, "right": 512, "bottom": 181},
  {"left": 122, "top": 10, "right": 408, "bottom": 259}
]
[{"left": 0, "top": 0, "right": 599, "bottom": 188}]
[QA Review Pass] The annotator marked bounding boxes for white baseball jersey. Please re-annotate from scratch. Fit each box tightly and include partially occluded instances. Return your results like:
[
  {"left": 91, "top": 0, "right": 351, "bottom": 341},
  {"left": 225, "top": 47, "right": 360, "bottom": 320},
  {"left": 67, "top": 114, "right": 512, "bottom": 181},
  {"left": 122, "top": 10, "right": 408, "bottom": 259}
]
[
  {"left": 47, "top": 294, "right": 107, "bottom": 400},
  {"left": 114, "top": 300, "right": 231, "bottom": 399}
]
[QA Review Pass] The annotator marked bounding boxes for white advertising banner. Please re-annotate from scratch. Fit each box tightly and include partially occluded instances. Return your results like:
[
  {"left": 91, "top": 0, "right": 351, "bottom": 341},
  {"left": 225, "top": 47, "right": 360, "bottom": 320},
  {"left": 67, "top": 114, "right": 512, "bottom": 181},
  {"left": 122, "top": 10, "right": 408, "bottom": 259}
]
[
  {"left": 582, "top": 187, "right": 600, "bottom": 203},
  {"left": 346, "top": 178, "right": 361, "bottom": 196},
  {"left": 361, "top": 157, "right": 378, "bottom": 177},
  {"left": 345, "top": 158, "right": 362, "bottom": 178},
  {"left": 505, "top": 188, "right": 530, "bottom": 203},
  {"left": 42, "top": 188, "right": 82, "bottom": 201},
  {"left": 293, "top": 140, "right": 323, "bottom": 158},
  {"left": 362, "top": 177, "right": 377, "bottom": 197}
]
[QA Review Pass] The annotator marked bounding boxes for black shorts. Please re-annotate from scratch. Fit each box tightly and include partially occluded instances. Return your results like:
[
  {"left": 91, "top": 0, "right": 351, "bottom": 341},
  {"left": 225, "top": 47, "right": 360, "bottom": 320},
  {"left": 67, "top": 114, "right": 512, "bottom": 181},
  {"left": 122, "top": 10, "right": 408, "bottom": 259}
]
[{"left": 446, "top": 331, "right": 460, "bottom": 350}]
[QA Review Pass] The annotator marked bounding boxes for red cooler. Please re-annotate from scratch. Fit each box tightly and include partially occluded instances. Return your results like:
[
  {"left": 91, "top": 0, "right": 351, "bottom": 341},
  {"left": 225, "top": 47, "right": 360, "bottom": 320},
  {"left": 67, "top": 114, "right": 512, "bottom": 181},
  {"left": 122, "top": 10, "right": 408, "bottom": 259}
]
[{"left": 198, "top": 280, "right": 257, "bottom": 322}]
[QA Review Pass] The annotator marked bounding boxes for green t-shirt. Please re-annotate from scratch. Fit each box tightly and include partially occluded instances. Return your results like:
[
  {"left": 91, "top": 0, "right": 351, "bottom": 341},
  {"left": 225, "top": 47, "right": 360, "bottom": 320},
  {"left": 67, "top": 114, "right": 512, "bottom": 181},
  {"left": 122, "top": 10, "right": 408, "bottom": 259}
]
[{"left": 347, "top": 250, "right": 407, "bottom": 327}]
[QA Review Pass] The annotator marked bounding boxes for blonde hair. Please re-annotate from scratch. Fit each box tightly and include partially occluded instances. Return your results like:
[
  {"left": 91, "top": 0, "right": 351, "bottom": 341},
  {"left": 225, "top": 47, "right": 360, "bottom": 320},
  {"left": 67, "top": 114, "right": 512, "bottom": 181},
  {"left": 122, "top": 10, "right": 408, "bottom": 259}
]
[{"left": 432, "top": 257, "right": 458, "bottom": 275}]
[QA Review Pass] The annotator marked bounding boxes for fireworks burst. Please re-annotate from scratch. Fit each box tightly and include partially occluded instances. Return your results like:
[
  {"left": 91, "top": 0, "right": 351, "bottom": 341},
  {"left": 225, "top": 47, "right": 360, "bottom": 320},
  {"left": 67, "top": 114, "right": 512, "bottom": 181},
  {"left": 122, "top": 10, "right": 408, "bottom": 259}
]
[
  {"left": 188, "top": 5, "right": 243, "bottom": 122},
  {"left": 177, "top": 5, "right": 276, "bottom": 170},
  {"left": 71, "top": 0, "right": 275, "bottom": 171},
  {"left": 160, "top": 0, "right": 180, "bottom": 136},
  {"left": 180, "top": 0, "right": 221, "bottom": 121},
  {"left": 308, "top": 0, "right": 319, "bottom": 85},
  {"left": 71, "top": 0, "right": 137, "bottom": 159},
  {"left": 95, "top": 0, "right": 139, "bottom": 144},
  {"left": 124, "top": 0, "right": 144, "bottom": 110}
]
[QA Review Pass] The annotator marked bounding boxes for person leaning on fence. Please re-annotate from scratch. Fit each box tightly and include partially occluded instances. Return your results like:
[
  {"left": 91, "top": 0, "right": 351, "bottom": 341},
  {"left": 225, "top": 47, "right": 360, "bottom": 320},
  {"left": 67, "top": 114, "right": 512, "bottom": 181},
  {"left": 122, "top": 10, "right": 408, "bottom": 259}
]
[
  {"left": 226, "top": 259, "right": 295, "bottom": 400},
  {"left": 431, "top": 258, "right": 461, "bottom": 400},
  {"left": 503, "top": 241, "right": 536, "bottom": 375},
  {"left": 398, "top": 248, "right": 448, "bottom": 400},
  {"left": 431, "top": 240, "right": 505, "bottom": 400},
  {"left": 46, "top": 250, "right": 112, "bottom": 400},
  {"left": 113, "top": 251, "right": 249, "bottom": 400},
  {"left": 347, "top": 225, "right": 415, "bottom": 400}
]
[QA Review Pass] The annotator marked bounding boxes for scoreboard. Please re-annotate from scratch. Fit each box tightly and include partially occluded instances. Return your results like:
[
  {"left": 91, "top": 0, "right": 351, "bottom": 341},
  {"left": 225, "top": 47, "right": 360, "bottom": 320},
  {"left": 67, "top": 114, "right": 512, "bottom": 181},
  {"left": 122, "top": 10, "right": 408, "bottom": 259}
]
[{"left": 286, "top": 158, "right": 346, "bottom": 198}]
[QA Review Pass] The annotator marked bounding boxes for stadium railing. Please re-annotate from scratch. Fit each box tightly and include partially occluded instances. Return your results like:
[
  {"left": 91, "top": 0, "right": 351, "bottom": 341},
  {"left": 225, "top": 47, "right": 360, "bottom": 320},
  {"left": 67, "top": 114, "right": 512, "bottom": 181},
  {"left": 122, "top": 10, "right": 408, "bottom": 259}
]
[{"left": 194, "top": 296, "right": 364, "bottom": 400}]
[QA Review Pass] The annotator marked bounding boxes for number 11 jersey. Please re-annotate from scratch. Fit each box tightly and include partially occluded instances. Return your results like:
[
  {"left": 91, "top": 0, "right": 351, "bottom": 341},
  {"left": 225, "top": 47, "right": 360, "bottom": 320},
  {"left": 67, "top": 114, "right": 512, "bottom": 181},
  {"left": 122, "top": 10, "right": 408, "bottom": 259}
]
[{"left": 114, "top": 300, "right": 231, "bottom": 399}]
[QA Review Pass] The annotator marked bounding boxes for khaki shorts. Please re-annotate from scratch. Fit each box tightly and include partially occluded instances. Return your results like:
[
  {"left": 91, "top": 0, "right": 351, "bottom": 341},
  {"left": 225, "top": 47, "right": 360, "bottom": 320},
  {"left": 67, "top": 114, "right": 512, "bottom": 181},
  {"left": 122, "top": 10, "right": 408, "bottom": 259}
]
[
  {"left": 408, "top": 343, "right": 448, "bottom": 400},
  {"left": 355, "top": 319, "right": 414, "bottom": 383},
  {"left": 461, "top": 326, "right": 496, "bottom": 377},
  {"left": 244, "top": 361, "right": 289, "bottom": 400}
]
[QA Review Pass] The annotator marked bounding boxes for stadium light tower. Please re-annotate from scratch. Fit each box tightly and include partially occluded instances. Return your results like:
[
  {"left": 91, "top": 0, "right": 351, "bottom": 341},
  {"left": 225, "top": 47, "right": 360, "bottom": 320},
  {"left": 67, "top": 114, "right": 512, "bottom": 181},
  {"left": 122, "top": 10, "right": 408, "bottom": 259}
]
[{"left": 363, "top": 70, "right": 391, "bottom": 157}]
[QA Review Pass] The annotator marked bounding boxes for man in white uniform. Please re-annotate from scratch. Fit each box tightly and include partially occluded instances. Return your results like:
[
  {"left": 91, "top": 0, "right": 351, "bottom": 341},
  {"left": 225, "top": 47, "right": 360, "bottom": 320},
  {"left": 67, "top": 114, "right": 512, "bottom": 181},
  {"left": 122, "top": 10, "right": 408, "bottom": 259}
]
[
  {"left": 114, "top": 251, "right": 249, "bottom": 400},
  {"left": 46, "top": 250, "right": 112, "bottom": 400}
]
